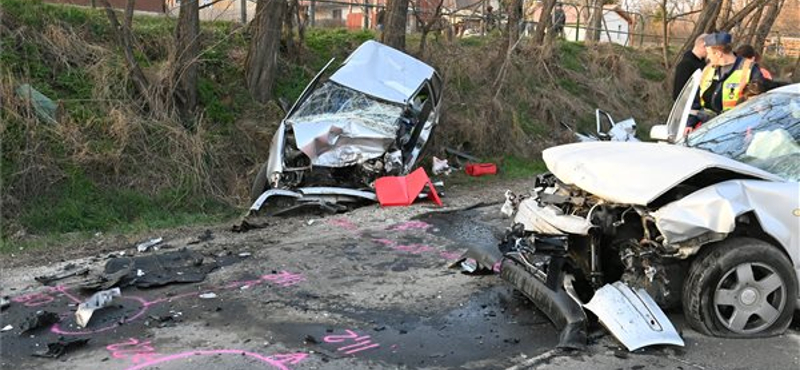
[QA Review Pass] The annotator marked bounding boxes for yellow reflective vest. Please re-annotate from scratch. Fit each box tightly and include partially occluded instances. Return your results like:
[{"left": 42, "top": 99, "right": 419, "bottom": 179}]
[{"left": 699, "top": 58, "right": 753, "bottom": 112}]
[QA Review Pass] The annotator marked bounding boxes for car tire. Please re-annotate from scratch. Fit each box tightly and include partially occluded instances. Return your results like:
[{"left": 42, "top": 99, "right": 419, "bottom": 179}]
[
  {"left": 683, "top": 237, "right": 797, "bottom": 338},
  {"left": 250, "top": 162, "right": 269, "bottom": 202}
]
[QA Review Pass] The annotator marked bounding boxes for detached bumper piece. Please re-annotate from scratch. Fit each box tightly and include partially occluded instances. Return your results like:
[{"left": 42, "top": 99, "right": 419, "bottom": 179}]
[
  {"left": 250, "top": 187, "right": 378, "bottom": 216},
  {"left": 500, "top": 256, "right": 587, "bottom": 350}
]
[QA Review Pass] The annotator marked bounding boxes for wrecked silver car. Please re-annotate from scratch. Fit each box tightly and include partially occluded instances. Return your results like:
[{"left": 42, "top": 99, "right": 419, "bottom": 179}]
[
  {"left": 489, "top": 80, "right": 800, "bottom": 350},
  {"left": 250, "top": 41, "right": 442, "bottom": 215}
]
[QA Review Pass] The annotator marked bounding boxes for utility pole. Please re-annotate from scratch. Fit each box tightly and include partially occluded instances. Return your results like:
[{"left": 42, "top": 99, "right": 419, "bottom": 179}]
[{"left": 240, "top": 0, "right": 247, "bottom": 23}]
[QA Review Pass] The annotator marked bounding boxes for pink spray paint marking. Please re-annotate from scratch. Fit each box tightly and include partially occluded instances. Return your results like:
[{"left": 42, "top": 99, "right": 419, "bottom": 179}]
[
  {"left": 327, "top": 218, "right": 359, "bottom": 231},
  {"left": 323, "top": 329, "right": 381, "bottom": 355},
  {"left": 122, "top": 350, "right": 307, "bottom": 370},
  {"left": 387, "top": 221, "right": 431, "bottom": 232},
  {"left": 262, "top": 271, "right": 306, "bottom": 287},
  {"left": 225, "top": 270, "right": 306, "bottom": 289},
  {"left": 106, "top": 338, "right": 160, "bottom": 364},
  {"left": 373, "top": 238, "right": 462, "bottom": 261}
]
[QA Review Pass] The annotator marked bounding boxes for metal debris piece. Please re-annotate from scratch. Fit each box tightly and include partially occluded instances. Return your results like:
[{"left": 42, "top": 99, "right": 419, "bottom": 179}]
[
  {"left": 444, "top": 147, "right": 481, "bottom": 162},
  {"left": 432, "top": 156, "right": 451, "bottom": 175},
  {"left": 20, "top": 311, "right": 60, "bottom": 334},
  {"left": 199, "top": 293, "right": 217, "bottom": 299},
  {"left": 583, "top": 281, "right": 684, "bottom": 351},
  {"left": 34, "top": 267, "right": 90, "bottom": 286},
  {"left": 1, "top": 325, "right": 13, "bottom": 332},
  {"left": 75, "top": 288, "right": 121, "bottom": 328},
  {"left": 238, "top": 252, "right": 252, "bottom": 258},
  {"left": 136, "top": 238, "right": 164, "bottom": 253},
  {"left": 1, "top": 296, "right": 10, "bottom": 311},
  {"left": 32, "top": 338, "right": 89, "bottom": 359}
]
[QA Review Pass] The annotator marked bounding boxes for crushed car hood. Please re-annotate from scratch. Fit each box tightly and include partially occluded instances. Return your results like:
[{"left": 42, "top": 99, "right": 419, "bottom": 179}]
[
  {"left": 543, "top": 141, "right": 783, "bottom": 206},
  {"left": 329, "top": 40, "right": 436, "bottom": 105}
]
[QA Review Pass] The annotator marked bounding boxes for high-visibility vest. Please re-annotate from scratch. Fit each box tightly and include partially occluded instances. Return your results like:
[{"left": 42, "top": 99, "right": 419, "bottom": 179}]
[{"left": 699, "top": 58, "right": 753, "bottom": 112}]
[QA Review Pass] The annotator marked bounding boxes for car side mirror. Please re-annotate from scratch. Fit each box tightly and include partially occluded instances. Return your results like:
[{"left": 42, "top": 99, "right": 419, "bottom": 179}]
[{"left": 650, "top": 125, "right": 670, "bottom": 142}]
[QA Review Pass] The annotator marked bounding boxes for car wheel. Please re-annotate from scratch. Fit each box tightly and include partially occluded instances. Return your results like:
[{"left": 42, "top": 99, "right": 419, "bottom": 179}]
[
  {"left": 683, "top": 237, "right": 797, "bottom": 337},
  {"left": 250, "top": 162, "right": 269, "bottom": 202}
]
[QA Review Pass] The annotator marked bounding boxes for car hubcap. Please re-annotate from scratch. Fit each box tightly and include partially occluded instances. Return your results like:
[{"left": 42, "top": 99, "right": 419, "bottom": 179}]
[{"left": 714, "top": 262, "right": 786, "bottom": 334}]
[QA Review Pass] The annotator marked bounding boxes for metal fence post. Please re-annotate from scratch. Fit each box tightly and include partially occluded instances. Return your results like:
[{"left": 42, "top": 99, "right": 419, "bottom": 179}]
[{"left": 240, "top": 0, "right": 246, "bottom": 23}]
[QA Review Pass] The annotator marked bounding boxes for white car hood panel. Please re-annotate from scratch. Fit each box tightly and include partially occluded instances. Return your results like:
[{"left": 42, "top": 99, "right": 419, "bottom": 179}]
[
  {"left": 330, "top": 40, "right": 435, "bottom": 105},
  {"left": 543, "top": 141, "right": 782, "bottom": 206},
  {"left": 653, "top": 180, "right": 800, "bottom": 255}
]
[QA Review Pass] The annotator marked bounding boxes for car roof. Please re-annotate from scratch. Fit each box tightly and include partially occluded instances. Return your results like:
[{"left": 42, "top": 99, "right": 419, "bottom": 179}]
[
  {"left": 329, "top": 40, "right": 436, "bottom": 105},
  {"left": 769, "top": 83, "right": 800, "bottom": 94}
]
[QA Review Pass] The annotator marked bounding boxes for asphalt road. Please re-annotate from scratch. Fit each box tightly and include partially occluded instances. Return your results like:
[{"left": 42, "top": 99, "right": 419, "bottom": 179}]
[{"left": 2, "top": 185, "right": 798, "bottom": 370}]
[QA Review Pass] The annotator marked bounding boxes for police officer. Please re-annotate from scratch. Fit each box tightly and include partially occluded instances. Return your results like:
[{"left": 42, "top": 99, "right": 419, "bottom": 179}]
[{"left": 697, "top": 32, "right": 766, "bottom": 115}]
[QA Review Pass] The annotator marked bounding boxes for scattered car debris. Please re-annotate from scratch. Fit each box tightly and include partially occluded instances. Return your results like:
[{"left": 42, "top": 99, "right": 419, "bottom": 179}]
[
  {"left": 444, "top": 147, "right": 481, "bottom": 163},
  {"left": 32, "top": 338, "right": 89, "bottom": 359},
  {"left": 188, "top": 229, "right": 214, "bottom": 245},
  {"left": 584, "top": 282, "right": 683, "bottom": 351},
  {"left": 75, "top": 288, "right": 121, "bottom": 328},
  {"left": 465, "top": 163, "right": 497, "bottom": 177},
  {"left": 432, "top": 156, "right": 451, "bottom": 176},
  {"left": 34, "top": 267, "right": 90, "bottom": 286},
  {"left": 1, "top": 325, "right": 13, "bottom": 332},
  {"left": 238, "top": 252, "right": 252, "bottom": 258},
  {"left": 20, "top": 311, "right": 60, "bottom": 334},
  {"left": 80, "top": 249, "right": 219, "bottom": 290},
  {"left": 136, "top": 237, "right": 164, "bottom": 253},
  {"left": 16, "top": 84, "right": 57, "bottom": 124},
  {"left": 375, "top": 168, "right": 442, "bottom": 207},
  {"left": 1, "top": 296, "right": 10, "bottom": 311},
  {"left": 198, "top": 293, "right": 217, "bottom": 299}
]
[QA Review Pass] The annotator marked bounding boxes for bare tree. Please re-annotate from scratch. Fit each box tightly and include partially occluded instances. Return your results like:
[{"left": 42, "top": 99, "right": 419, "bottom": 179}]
[
  {"left": 245, "top": 0, "right": 286, "bottom": 103},
  {"left": 100, "top": 0, "right": 155, "bottom": 111},
  {"left": 585, "top": 0, "right": 604, "bottom": 43},
  {"left": 411, "top": 0, "right": 445, "bottom": 56},
  {"left": 172, "top": 0, "right": 200, "bottom": 119},
  {"left": 738, "top": 7, "right": 763, "bottom": 45},
  {"left": 715, "top": 0, "right": 733, "bottom": 30},
  {"left": 673, "top": 0, "right": 722, "bottom": 65},
  {"left": 718, "top": 0, "right": 773, "bottom": 31},
  {"left": 383, "top": 0, "right": 409, "bottom": 50},
  {"left": 532, "top": 0, "right": 558, "bottom": 44},
  {"left": 507, "top": 0, "right": 523, "bottom": 48},
  {"left": 753, "top": 0, "right": 784, "bottom": 52}
]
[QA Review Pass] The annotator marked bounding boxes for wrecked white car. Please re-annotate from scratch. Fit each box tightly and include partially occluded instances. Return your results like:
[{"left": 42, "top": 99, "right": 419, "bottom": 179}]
[
  {"left": 250, "top": 40, "right": 442, "bottom": 215},
  {"left": 485, "top": 80, "right": 800, "bottom": 350}
]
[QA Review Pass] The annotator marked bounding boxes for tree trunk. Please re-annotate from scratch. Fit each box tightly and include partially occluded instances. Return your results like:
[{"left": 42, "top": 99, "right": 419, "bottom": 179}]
[
  {"left": 715, "top": 0, "right": 733, "bottom": 30},
  {"left": 507, "top": 0, "right": 522, "bottom": 48},
  {"left": 383, "top": 0, "right": 409, "bottom": 50},
  {"left": 532, "top": 0, "right": 557, "bottom": 44},
  {"left": 740, "top": 8, "right": 763, "bottom": 46},
  {"left": 173, "top": 0, "right": 200, "bottom": 119},
  {"left": 793, "top": 54, "right": 800, "bottom": 83},
  {"left": 245, "top": 0, "right": 286, "bottom": 103},
  {"left": 101, "top": 0, "right": 155, "bottom": 111},
  {"left": 718, "top": 0, "right": 773, "bottom": 31},
  {"left": 661, "top": 0, "right": 670, "bottom": 68},
  {"left": 672, "top": 0, "right": 721, "bottom": 66},
  {"left": 586, "top": 0, "right": 604, "bottom": 43},
  {"left": 284, "top": 0, "right": 298, "bottom": 56},
  {"left": 753, "top": 0, "right": 783, "bottom": 53}
]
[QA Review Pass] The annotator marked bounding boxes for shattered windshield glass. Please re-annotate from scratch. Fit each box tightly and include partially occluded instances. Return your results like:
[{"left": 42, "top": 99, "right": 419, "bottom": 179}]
[
  {"left": 290, "top": 81, "right": 403, "bottom": 132},
  {"left": 687, "top": 92, "right": 800, "bottom": 181}
]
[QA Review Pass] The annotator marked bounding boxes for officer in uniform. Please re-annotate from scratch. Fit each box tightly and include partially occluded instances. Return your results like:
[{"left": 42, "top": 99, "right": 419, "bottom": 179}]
[{"left": 696, "top": 32, "right": 766, "bottom": 117}]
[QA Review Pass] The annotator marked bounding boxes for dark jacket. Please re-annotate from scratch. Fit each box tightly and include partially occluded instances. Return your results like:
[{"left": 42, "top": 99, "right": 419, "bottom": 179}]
[{"left": 672, "top": 50, "right": 706, "bottom": 100}]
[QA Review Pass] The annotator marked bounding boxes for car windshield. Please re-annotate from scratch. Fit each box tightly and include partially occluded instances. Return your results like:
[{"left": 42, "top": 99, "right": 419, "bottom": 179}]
[
  {"left": 686, "top": 92, "right": 800, "bottom": 181},
  {"left": 290, "top": 81, "right": 403, "bottom": 125}
]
